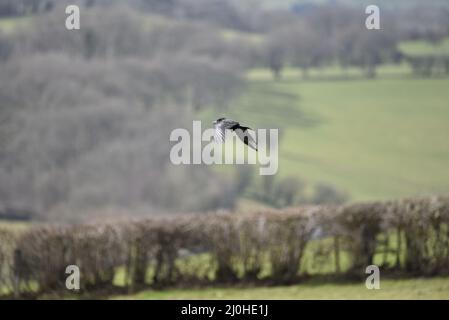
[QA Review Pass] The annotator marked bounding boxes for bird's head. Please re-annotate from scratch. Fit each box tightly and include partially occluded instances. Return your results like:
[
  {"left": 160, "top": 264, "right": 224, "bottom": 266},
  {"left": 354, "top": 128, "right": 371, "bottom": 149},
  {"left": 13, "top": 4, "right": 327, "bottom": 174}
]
[{"left": 214, "top": 117, "right": 225, "bottom": 125}]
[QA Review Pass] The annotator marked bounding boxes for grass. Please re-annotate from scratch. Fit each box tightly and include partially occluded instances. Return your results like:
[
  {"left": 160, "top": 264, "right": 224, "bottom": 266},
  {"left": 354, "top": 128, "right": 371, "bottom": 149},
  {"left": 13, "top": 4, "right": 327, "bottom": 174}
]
[
  {"left": 246, "top": 64, "right": 413, "bottom": 81},
  {"left": 206, "top": 66, "right": 449, "bottom": 202},
  {"left": 253, "top": 0, "right": 449, "bottom": 10},
  {"left": 221, "top": 29, "right": 264, "bottom": 44},
  {"left": 0, "top": 220, "right": 30, "bottom": 231},
  {"left": 114, "top": 277, "right": 449, "bottom": 299},
  {"left": 0, "top": 16, "right": 31, "bottom": 33},
  {"left": 399, "top": 38, "right": 449, "bottom": 57}
]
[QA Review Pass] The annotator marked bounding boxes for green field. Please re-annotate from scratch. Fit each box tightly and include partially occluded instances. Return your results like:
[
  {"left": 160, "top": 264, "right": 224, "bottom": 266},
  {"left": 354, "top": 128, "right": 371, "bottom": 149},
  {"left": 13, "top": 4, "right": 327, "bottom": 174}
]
[
  {"left": 0, "top": 220, "right": 30, "bottom": 231},
  {"left": 205, "top": 68, "right": 449, "bottom": 202},
  {"left": 115, "top": 277, "right": 449, "bottom": 300},
  {"left": 400, "top": 38, "right": 449, "bottom": 57},
  {"left": 0, "top": 16, "right": 31, "bottom": 33},
  {"left": 2, "top": 14, "right": 447, "bottom": 202}
]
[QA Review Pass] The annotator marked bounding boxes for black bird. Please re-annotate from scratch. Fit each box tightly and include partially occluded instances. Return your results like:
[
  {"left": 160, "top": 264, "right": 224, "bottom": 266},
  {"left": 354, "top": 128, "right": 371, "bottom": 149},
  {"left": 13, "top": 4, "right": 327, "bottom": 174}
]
[{"left": 213, "top": 118, "right": 258, "bottom": 151}]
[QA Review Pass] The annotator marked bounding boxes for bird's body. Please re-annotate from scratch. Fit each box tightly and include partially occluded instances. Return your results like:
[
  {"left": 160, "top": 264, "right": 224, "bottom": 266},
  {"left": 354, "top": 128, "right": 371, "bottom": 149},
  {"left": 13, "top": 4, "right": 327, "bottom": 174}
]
[{"left": 213, "top": 118, "right": 258, "bottom": 151}]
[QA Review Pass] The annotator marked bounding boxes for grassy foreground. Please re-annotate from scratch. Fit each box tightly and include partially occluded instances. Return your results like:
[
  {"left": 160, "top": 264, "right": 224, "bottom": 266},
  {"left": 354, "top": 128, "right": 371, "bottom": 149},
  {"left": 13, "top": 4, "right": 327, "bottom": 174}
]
[{"left": 114, "top": 277, "right": 449, "bottom": 300}]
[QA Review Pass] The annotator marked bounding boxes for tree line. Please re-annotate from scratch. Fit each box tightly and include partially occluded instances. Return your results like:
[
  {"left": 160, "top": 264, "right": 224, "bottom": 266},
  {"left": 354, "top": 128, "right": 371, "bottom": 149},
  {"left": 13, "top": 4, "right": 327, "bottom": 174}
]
[{"left": 264, "top": 5, "right": 449, "bottom": 79}]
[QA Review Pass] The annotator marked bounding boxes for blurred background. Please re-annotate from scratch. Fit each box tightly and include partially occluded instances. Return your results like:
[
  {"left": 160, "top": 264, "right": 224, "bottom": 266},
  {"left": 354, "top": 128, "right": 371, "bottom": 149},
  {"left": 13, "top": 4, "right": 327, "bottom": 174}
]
[
  {"left": 1, "top": 0, "right": 449, "bottom": 299},
  {"left": 1, "top": 0, "right": 449, "bottom": 221}
]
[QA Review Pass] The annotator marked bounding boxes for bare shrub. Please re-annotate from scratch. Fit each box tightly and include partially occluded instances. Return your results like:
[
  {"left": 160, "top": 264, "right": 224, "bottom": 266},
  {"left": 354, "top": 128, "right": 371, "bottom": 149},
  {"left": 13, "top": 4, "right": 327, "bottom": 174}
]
[
  {"left": 0, "top": 227, "right": 20, "bottom": 295},
  {"left": 388, "top": 196, "right": 449, "bottom": 275},
  {"left": 2, "top": 195, "right": 449, "bottom": 297}
]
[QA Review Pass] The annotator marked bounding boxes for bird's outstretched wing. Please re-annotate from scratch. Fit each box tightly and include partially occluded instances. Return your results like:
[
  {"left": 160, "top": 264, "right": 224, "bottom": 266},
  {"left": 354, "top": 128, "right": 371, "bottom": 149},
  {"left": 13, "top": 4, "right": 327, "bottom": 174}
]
[
  {"left": 213, "top": 119, "right": 239, "bottom": 143},
  {"left": 235, "top": 127, "right": 258, "bottom": 151}
]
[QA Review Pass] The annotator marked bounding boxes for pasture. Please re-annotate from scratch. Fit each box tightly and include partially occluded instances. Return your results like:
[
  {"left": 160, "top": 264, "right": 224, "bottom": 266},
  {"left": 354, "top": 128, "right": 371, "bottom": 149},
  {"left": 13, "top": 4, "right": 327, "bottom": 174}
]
[
  {"left": 116, "top": 277, "right": 449, "bottom": 300},
  {"left": 204, "top": 68, "right": 449, "bottom": 202}
]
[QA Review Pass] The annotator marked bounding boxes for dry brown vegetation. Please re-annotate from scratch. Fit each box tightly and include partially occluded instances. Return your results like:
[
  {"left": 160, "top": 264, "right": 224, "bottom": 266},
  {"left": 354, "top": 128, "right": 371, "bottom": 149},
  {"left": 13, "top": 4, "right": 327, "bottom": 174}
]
[{"left": 1, "top": 195, "right": 448, "bottom": 298}]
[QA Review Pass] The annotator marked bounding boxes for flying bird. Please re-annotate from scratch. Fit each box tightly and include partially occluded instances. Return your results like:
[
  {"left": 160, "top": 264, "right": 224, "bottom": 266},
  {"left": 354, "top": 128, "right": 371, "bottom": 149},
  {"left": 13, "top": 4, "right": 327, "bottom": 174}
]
[{"left": 213, "top": 118, "right": 258, "bottom": 151}]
